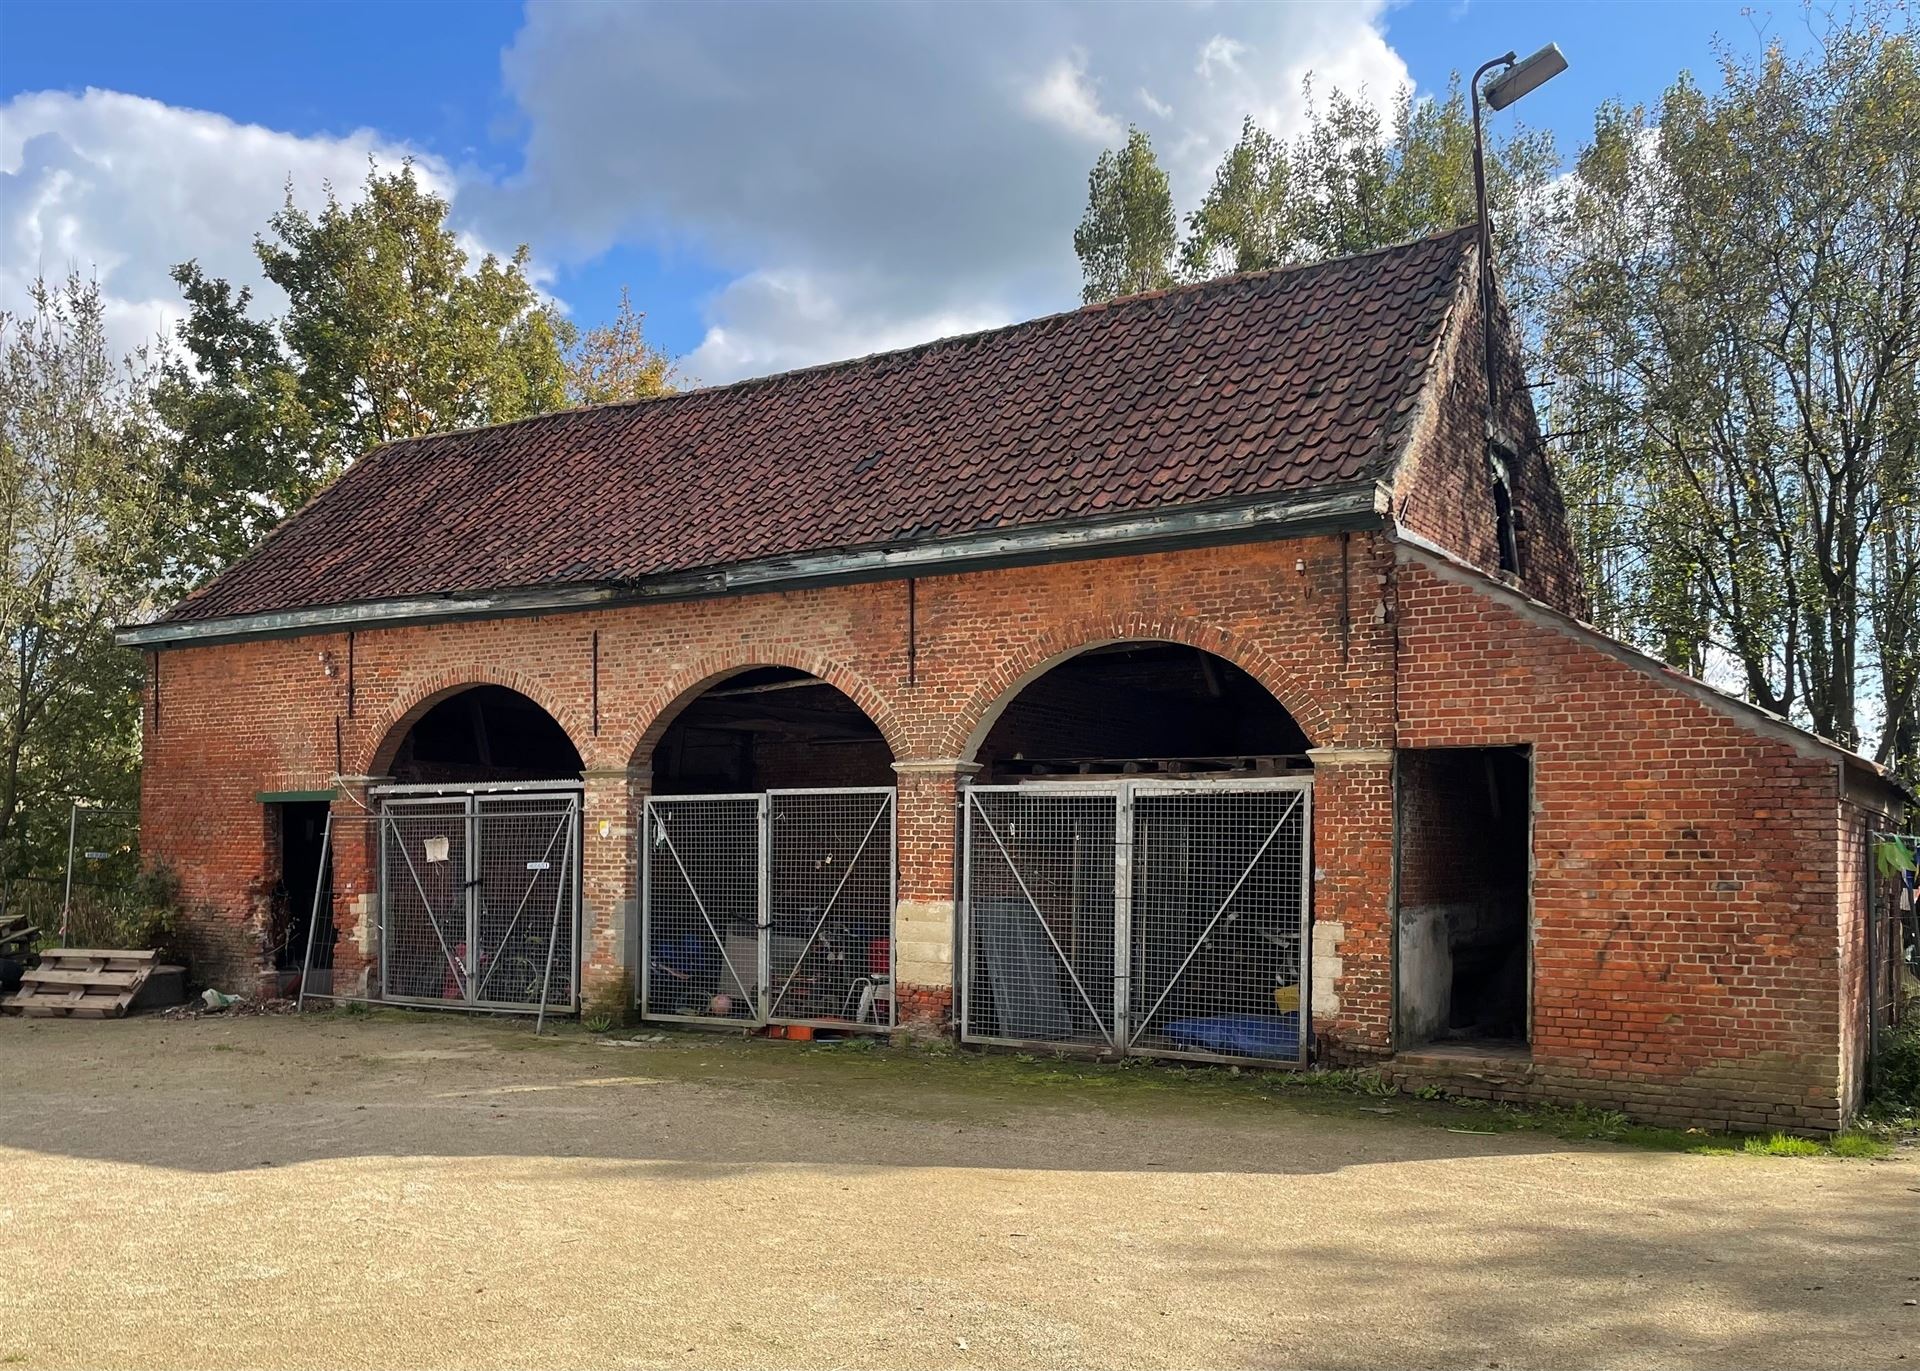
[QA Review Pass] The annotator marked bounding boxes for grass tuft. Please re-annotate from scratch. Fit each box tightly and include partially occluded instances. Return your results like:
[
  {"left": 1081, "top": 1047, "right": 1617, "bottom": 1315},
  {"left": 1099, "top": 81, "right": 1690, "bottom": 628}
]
[
  {"left": 1828, "top": 1129, "right": 1893, "bottom": 1159},
  {"left": 1740, "top": 1132, "right": 1825, "bottom": 1157}
]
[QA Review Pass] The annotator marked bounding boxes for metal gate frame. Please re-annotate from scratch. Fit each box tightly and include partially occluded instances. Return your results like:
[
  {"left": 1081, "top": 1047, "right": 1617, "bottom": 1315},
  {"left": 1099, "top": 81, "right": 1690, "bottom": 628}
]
[
  {"left": 375, "top": 780, "right": 583, "bottom": 1014},
  {"left": 960, "top": 777, "right": 1312, "bottom": 1067},
  {"left": 640, "top": 786, "right": 898, "bottom": 1032}
]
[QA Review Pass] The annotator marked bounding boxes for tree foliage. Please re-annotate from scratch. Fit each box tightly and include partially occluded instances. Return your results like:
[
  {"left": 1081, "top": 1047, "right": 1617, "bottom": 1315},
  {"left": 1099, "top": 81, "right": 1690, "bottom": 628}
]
[
  {"left": 1542, "top": 14, "right": 1920, "bottom": 773},
  {"left": 1075, "top": 20, "right": 1918, "bottom": 780},
  {"left": 0, "top": 276, "right": 165, "bottom": 878},
  {"left": 1073, "top": 126, "right": 1178, "bottom": 302},
  {"left": 1091, "top": 79, "right": 1555, "bottom": 300},
  {"left": 155, "top": 163, "right": 573, "bottom": 591},
  {"left": 567, "top": 286, "right": 677, "bottom": 406}
]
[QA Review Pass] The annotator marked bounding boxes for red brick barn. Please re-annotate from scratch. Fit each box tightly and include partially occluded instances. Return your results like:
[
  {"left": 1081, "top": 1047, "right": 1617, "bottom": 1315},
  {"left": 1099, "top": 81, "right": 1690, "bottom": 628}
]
[{"left": 122, "top": 228, "right": 1905, "bottom": 1133}]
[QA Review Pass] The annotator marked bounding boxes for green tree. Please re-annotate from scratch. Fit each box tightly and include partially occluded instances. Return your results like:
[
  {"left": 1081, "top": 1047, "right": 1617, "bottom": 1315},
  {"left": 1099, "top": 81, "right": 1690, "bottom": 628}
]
[
  {"left": 0, "top": 276, "right": 166, "bottom": 877},
  {"left": 1543, "top": 13, "right": 1920, "bottom": 773},
  {"left": 156, "top": 163, "right": 573, "bottom": 591},
  {"left": 1074, "top": 126, "right": 1177, "bottom": 303},
  {"left": 567, "top": 286, "right": 677, "bottom": 405},
  {"left": 1169, "top": 78, "right": 1557, "bottom": 292},
  {"left": 1181, "top": 118, "right": 1293, "bottom": 279}
]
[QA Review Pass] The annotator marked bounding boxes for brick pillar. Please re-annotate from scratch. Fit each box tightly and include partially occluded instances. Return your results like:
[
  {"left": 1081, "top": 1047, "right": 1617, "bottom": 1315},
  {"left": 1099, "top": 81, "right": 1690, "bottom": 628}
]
[
  {"left": 890, "top": 759, "right": 980, "bottom": 1032},
  {"left": 580, "top": 766, "right": 647, "bottom": 1022},
  {"left": 325, "top": 775, "right": 388, "bottom": 999},
  {"left": 1306, "top": 747, "right": 1395, "bottom": 1057}
]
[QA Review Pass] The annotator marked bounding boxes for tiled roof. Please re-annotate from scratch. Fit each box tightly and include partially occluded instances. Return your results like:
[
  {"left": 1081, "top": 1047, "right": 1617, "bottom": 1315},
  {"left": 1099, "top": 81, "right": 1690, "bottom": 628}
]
[{"left": 163, "top": 227, "right": 1475, "bottom": 624}]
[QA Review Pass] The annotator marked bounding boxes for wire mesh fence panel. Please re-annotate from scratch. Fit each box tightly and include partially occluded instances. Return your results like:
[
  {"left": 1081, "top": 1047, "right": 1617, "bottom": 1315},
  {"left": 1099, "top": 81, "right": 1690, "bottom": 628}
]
[
  {"left": 472, "top": 794, "right": 579, "bottom": 1009},
  {"left": 1126, "top": 783, "right": 1308, "bottom": 1065},
  {"left": 962, "top": 787, "right": 1119, "bottom": 1050},
  {"left": 643, "top": 796, "right": 763, "bottom": 1023},
  {"left": 381, "top": 798, "right": 472, "bottom": 1003},
  {"left": 765, "top": 789, "right": 895, "bottom": 1027}
]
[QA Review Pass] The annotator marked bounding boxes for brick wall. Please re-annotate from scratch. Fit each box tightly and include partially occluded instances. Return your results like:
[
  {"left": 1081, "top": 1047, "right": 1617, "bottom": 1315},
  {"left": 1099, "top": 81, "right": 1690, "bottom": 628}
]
[
  {"left": 136, "top": 526, "right": 1879, "bottom": 1130},
  {"left": 141, "top": 536, "right": 1397, "bottom": 1009},
  {"left": 1393, "top": 253, "right": 1587, "bottom": 620},
  {"left": 1394, "top": 546, "right": 1852, "bottom": 1132}
]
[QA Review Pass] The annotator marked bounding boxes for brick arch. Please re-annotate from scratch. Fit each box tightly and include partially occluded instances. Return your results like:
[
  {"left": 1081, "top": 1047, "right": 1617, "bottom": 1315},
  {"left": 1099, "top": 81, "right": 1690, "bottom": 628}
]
[
  {"left": 944, "top": 615, "right": 1332, "bottom": 761},
  {"left": 619, "top": 648, "right": 907, "bottom": 772},
  {"left": 361, "top": 667, "right": 595, "bottom": 779}
]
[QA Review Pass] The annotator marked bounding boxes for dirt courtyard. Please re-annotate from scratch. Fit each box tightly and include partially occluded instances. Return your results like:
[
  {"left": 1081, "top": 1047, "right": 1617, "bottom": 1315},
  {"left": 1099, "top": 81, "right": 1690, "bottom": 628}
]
[{"left": 1, "top": 1013, "right": 1915, "bottom": 1370}]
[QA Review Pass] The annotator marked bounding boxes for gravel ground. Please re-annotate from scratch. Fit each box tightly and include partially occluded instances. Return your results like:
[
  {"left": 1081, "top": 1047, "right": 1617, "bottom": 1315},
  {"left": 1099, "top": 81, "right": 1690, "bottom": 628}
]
[{"left": 1, "top": 1012, "right": 1915, "bottom": 1370}]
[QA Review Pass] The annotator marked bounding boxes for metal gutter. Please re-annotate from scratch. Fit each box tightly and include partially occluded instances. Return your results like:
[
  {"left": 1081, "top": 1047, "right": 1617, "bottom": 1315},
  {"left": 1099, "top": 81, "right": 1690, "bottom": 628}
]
[{"left": 118, "top": 482, "right": 1390, "bottom": 650}]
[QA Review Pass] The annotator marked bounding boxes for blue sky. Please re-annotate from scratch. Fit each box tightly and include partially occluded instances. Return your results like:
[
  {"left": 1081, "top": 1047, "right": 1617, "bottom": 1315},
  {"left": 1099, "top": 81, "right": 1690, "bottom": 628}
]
[{"left": 0, "top": 0, "right": 1802, "bottom": 383}]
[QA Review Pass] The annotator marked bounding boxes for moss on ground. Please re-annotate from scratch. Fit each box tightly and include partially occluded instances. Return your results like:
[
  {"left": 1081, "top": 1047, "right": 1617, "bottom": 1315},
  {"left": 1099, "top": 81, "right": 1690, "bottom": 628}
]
[{"left": 304, "top": 1007, "right": 1908, "bottom": 1160}]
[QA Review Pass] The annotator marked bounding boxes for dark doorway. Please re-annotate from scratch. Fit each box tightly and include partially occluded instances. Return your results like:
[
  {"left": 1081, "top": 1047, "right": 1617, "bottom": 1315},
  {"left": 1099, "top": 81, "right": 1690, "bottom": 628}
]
[
  {"left": 652, "top": 668, "right": 893, "bottom": 795},
  {"left": 1395, "top": 747, "right": 1531, "bottom": 1048},
  {"left": 389, "top": 685, "right": 583, "bottom": 785},
  {"left": 975, "top": 642, "right": 1310, "bottom": 782},
  {"left": 271, "top": 800, "right": 333, "bottom": 978}
]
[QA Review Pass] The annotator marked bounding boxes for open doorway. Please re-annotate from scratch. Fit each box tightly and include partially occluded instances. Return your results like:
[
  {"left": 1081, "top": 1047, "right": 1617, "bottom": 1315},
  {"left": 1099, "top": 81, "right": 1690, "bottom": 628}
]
[
  {"left": 269, "top": 800, "right": 333, "bottom": 990},
  {"left": 1395, "top": 746, "right": 1532, "bottom": 1049}
]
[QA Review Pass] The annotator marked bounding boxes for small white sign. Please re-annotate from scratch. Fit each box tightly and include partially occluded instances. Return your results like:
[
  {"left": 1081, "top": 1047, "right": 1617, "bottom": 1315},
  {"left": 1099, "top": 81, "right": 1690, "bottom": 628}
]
[
  {"left": 423, "top": 836, "right": 451, "bottom": 864},
  {"left": 526, "top": 861, "right": 551, "bottom": 871}
]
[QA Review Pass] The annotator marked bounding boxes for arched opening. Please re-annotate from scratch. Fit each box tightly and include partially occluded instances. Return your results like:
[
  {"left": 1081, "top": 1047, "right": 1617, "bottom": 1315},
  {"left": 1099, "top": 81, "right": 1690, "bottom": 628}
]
[
  {"left": 650, "top": 667, "right": 894, "bottom": 794},
  {"left": 387, "top": 685, "right": 583, "bottom": 785},
  {"left": 961, "top": 641, "right": 1311, "bottom": 1064},
  {"left": 972, "top": 642, "right": 1309, "bottom": 782},
  {"left": 366, "top": 685, "right": 584, "bottom": 1014},
  {"left": 640, "top": 667, "right": 897, "bottom": 1030}
]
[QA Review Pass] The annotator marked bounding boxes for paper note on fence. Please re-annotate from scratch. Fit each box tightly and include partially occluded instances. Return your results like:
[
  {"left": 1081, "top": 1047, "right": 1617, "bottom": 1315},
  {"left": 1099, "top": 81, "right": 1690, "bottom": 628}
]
[{"left": 424, "top": 835, "right": 450, "bottom": 863}]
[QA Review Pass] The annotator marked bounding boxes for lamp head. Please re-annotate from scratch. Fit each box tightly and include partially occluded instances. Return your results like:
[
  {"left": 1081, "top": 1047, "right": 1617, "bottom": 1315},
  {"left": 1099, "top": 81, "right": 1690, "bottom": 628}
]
[{"left": 1483, "top": 43, "right": 1568, "bottom": 110}]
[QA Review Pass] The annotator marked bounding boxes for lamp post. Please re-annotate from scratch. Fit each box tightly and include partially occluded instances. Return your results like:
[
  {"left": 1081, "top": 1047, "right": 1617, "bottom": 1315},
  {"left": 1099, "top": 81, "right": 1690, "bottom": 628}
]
[{"left": 1470, "top": 42, "right": 1567, "bottom": 573}]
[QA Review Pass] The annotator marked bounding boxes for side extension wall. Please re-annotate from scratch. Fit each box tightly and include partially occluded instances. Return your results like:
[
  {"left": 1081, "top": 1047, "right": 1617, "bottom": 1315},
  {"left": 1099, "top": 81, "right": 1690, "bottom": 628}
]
[{"left": 1394, "top": 547, "right": 1848, "bottom": 1133}]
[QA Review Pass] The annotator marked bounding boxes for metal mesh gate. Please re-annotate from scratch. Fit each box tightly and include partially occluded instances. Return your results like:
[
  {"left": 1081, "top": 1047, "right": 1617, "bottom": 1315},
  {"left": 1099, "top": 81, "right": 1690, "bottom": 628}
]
[
  {"left": 642, "top": 788, "right": 896, "bottom": 1029},
  {"left": 962, "top": 779, "right": 1310, "bottom": 1066},
  {"left": 378, "top": 784, "right": 581, "bottom": 1012}
]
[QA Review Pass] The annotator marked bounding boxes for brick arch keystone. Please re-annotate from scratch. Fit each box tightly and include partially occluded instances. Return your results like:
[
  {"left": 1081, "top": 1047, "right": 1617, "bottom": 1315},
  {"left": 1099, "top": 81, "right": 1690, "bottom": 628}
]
[
  {"left": 361, "top": 666, "right": 596, "bottom": 779},
  {"left": 944, "top": 615, "right": 1332, "bottom": 762},
  {"left": 619, "top": 648, "right": 907, "bottom": 772}
]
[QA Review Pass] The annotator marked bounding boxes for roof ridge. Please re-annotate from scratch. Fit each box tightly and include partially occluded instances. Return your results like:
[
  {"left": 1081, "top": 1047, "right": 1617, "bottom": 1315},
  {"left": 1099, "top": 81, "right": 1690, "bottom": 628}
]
[{"left": 375, "top": 223, "right": 1480, "bottom": 450}]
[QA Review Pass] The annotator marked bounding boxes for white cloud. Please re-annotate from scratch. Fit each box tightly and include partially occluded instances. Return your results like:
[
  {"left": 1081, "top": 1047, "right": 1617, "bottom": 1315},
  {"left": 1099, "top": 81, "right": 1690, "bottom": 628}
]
[
  {"left": 1, "top": 4, "right": 1413, "bottom": 388},
  {"left": 1197, "top": 36, "right": 1249, "bottom": 81},
  {"left": 1023, "top": 53, "right": 1122, "bottom": 143},
  {"left": 682, "top": 268, "right": 1012, "bottom": 384},
  {"left": 0, "top": 89, "right": 484, "bottom": 362},
  {"left": 490, "top": 0, "right": 1410, "bottom": 383}
]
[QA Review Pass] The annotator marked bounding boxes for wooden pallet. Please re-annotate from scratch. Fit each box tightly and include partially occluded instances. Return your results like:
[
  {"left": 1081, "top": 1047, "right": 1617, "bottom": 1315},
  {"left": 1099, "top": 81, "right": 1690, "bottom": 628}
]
[
  {"left": 2, "top": 948, "right": 156, "bottom": 1018},
  {"left": 0, "top": 912, "right": 38, "bottom": 958}
]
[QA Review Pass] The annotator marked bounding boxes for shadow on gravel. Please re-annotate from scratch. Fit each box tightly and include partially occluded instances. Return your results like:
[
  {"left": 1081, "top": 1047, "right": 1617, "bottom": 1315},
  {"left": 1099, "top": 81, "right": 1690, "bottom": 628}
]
[{"left": 0, "top": 1011, "right": 1601, "bottom": 1177}]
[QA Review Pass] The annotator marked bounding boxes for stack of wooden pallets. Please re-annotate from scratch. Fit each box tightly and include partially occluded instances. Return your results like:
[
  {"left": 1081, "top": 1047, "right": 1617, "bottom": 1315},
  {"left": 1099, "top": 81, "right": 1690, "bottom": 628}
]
[{"left": 2, "top": 947, "right": 156, "bottom": 1018}]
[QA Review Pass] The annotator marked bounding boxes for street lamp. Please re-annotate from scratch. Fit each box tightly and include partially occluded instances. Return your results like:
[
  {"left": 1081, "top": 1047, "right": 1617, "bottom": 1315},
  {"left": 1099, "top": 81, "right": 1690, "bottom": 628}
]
[{"left": 1470, "top": 42, "right": 1566, "bottom": 575}]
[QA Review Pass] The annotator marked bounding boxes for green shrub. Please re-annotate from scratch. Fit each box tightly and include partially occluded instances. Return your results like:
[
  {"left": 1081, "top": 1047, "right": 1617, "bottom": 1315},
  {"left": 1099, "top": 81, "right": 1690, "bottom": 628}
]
[
  {"left": 1870, "top": 1005, "right": 1920, "bottom": 1116},
  {"left": 56, "top": 863, "right": 187, "bottom": 965}
]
